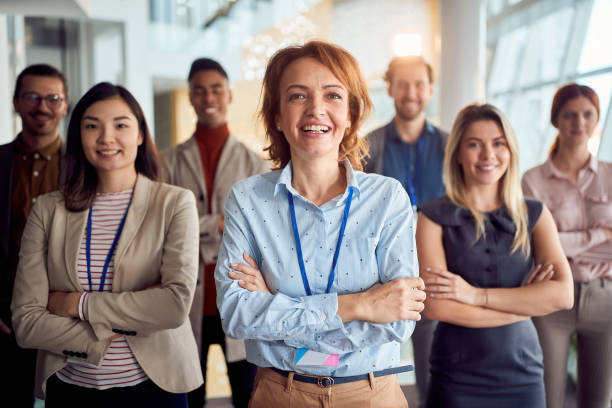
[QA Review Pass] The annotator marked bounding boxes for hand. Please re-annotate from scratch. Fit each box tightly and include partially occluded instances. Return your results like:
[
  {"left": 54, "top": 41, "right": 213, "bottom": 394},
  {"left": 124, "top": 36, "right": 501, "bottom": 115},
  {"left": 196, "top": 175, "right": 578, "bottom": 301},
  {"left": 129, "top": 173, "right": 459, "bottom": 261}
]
[
  {"left": 218, "top": 215, "right": 225, "bottom": 233},
  {"left": 0, "top": 318, "right": 11, "bottom": 335},
  {"left": 358, "top": 277, "right": 426, "bottom": 323},
  {"left": 525, "top": 264, "right": 554, "bottom": 285},
  {"left": 228, "top": 253, "right": 271, "bottom": 293},
  {"left": 48, "top": 291, "right": 81, "bottom": 318},
  {"left": 424, "top": 267, "right": 484, "bottom": 306}
]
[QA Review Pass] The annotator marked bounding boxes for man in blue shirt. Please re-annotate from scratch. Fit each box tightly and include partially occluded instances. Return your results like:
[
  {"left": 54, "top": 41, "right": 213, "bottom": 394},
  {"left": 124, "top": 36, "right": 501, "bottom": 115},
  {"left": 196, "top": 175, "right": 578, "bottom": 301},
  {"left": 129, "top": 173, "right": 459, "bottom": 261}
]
[{"left": 365, "top": 55, "right": 447, "bottom": 408}]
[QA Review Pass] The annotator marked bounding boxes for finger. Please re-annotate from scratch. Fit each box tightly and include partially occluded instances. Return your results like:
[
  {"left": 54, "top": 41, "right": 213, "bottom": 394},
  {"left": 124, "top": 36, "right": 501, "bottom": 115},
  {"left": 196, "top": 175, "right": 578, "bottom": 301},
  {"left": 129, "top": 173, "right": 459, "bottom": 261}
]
[
  {"left": 243, "top": 253, "right": 258, "bottom": 269},
  {"left": 526, "top": 264, "right": 542, "bottom": 284},
  {"left": 229, "top": 271, "right": 249, "bottom": 281},
  {"left": 0, "top": 320, "right": 11, "bottom": 335},
  {"left": 231, "top": 263, "right": 256, "bottom": 275}
]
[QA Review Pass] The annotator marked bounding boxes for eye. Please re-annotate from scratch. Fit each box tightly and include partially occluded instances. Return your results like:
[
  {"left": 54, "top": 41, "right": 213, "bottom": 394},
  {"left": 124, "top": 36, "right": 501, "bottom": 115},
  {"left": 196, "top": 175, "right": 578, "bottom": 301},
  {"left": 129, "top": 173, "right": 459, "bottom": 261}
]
[
  {"left": 288, "top": 93, "right": 305, "bottom": 101},
  {"left": 494, "top": 140, "right": 507, "bottom": 147},
  {"left": 467, "top": 142, "right": 479, "bottom": 148},
  {"left": 584, "top": 111, "right": 593, "bottom": 118},
  {"left": 117, "top": 123, "right": 129, "bottom": 129},
  {"left": 83, "top": 123, "right": 97, "bottom": 129},
  {"left": 327, "top": 92, "right": 342, "bottom": 100}
]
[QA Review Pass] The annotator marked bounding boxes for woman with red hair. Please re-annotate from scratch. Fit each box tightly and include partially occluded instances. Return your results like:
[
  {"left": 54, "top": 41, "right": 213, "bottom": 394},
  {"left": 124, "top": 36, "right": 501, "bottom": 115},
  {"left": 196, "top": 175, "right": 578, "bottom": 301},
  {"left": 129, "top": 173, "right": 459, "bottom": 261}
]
[{"left": 523, "top": 83, "right": 612, "bottom": 408}]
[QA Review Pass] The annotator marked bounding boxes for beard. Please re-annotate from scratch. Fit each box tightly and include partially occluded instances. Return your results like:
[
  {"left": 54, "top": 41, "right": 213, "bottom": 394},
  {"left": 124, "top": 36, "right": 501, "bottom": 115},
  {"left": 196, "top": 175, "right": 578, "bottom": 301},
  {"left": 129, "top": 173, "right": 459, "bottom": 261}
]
[{"left": 394, "top": 100, "right": 424, "bottom": 121}]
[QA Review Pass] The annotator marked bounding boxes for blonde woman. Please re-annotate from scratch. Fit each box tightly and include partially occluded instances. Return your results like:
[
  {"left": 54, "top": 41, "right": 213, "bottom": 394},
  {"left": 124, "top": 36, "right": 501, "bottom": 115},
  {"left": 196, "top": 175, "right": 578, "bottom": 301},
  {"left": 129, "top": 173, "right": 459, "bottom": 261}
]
[
  {"left": 523, "top": 83, "right": 612, "bottom": 408},
  {"left": 416, "top": 104, "right": 573, "bottom": 407}
]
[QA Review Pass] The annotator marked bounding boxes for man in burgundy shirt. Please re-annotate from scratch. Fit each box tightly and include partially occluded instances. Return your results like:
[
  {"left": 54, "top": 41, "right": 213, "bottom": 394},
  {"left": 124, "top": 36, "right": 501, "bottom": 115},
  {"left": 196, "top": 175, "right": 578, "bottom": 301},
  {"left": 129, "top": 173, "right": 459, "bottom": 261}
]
[
  {"left": 0, "top": 64, "right": 68, "bottom": 407},
  {"left": 163, "top": 58, "right": 267, "bottom": 408}
]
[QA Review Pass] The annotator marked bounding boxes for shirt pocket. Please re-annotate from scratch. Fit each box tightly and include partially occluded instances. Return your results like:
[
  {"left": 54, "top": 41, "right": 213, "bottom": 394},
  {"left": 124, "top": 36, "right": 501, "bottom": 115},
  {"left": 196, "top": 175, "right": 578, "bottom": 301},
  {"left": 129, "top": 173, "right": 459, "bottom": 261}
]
[
  {"left": 586, "top": 193, "right": 612, "bottom": 228},
  {"left": 546, "top": 196, "right": 579, "bottom": 231},
  {"left": 335, "top": 237, "right": 379, "bottom": 294}
]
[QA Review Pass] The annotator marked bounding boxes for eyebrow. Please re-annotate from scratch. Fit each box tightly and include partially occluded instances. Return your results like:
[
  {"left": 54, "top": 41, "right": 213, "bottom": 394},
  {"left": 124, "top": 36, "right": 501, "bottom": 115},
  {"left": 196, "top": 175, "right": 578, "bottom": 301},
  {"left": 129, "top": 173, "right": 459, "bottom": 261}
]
[
  {"left": 82, "top": 115, "right": 133, "bottom": 121},
  {"left": 285, "top": 84, "right": 346, "bottom": 92},
  {"left": 192, "top": 83, "right": 224, "bottom": 89}
]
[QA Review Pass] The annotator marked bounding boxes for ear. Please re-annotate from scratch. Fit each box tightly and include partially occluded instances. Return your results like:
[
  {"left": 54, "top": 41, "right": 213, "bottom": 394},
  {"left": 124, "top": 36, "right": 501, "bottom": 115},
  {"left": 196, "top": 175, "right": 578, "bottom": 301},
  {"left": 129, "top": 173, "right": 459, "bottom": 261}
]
[
  {"left": 275, "top": 115, "right": 281, "bottom": 132},
  {"left": 12, "top": 97, "right": 18, "bottom": 112},
  {"left": 138, "top": 131, "right": 144, "bottom": 146},
  {"left": 228, "top": 88, "right": 233, "bottom": 104},
  {"left": 386, "top": 81, "right": 393, "bottom": 98}
]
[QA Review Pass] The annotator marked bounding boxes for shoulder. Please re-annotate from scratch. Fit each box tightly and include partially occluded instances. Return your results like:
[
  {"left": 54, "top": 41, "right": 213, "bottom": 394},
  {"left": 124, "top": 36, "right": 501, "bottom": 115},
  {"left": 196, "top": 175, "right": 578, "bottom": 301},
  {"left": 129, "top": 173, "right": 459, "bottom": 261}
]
[
  {"left": 597, "top": 159, "right": 612, "bottom": 172},
  {"left": 522, "top": 162, "right": 548, "bottom": 181},
  {"left": 525, "top": 199, "right": 544, "bottom": 230},
  {"left": 141, "top": 177, "right": 197, "bottom": 208},
  {"left": 161, "top": 137, "right": 195, "bottom": 161},
  {"left": 365, "top": 124, "right": 389, "bottom": 145},
  {"left": 0, "top": 140, "right": 16, "bottom": 157},
  {"left": 354, "top": 171, "right": 404, "bottom": 196},
  {"left": 229, "top": 170, "right": 279, "bottom": 199},
  {"left": 418, "top": 196, "right": 466, "bottom": 226}
]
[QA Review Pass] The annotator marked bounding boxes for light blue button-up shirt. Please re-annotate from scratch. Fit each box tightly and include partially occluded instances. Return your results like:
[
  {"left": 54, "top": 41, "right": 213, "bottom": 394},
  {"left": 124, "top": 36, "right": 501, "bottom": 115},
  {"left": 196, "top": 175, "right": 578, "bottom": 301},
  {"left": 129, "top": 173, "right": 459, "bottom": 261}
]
[{"left": 215, "top": 160, "right": 418, "bottom": 376}]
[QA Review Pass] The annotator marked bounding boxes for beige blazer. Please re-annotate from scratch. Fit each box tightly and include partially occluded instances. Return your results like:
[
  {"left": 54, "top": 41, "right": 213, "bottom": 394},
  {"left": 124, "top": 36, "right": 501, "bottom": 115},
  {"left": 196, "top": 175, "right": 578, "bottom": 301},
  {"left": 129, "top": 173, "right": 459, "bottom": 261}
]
[
  {"left": 162, "top": 135, "right": 268, "bottom": 358},
  {"left": 10, "top": 175, "right": 203, "bottom": 398}
]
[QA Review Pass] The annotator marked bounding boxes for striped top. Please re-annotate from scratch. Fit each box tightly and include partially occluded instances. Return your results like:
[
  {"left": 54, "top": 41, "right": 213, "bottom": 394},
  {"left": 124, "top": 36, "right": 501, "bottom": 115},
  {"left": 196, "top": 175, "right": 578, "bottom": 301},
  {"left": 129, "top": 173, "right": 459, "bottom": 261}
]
[{"left": 56, "top": 189, "right": 148, "bottom": 389}]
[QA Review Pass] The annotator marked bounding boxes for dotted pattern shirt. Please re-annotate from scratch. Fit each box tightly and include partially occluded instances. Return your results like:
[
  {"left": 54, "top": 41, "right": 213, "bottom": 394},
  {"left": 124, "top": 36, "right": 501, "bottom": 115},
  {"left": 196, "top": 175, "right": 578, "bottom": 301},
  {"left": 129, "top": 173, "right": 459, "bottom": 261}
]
[{"left": 215, "top": 160, "right": 418, "bottom": 377}]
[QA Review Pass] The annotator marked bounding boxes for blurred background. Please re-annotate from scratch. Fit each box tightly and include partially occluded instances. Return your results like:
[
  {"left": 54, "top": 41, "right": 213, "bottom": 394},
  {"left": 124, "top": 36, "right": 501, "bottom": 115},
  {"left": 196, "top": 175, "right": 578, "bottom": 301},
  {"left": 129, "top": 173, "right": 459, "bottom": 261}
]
[{"left": 0, "top": 0, "right": 610, "bottom": 405}]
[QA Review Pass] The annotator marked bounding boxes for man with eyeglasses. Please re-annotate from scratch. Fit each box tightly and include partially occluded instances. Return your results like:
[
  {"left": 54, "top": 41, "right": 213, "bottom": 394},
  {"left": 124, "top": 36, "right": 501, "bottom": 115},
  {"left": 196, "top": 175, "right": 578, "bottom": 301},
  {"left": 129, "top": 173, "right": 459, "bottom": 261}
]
[
  {"left": 0, "top": 63, "right": 68, "bottom": 406},
  {"left": 163, "top": 58, "right": 267, "bottom": 408}
]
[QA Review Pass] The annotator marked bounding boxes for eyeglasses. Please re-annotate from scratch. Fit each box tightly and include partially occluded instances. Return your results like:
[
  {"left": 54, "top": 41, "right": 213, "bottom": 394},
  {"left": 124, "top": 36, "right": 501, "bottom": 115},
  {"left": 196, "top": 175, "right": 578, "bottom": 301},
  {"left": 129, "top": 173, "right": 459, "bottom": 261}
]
[{"left": 19, "top": 92, "right": 65, "bottom": 109}]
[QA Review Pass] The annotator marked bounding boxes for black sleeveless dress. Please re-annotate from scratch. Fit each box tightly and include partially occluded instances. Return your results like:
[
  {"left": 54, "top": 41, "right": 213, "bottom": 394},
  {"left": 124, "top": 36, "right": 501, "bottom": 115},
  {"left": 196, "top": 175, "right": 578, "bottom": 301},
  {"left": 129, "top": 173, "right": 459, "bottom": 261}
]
[{"left": 420, "top": 196, "right": 545, "bottom": 408}]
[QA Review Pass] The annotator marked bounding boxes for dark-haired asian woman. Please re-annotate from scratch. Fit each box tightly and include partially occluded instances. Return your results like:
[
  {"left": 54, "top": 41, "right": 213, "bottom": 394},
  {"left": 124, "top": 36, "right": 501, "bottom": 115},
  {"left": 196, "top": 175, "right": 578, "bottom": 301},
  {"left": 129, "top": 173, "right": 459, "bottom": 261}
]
[
  {"left": 11, "top": 82, "right": 202, "bottom": 407},
  {"left": 523, "top": 83, "right": 612, "bottom": 408}
]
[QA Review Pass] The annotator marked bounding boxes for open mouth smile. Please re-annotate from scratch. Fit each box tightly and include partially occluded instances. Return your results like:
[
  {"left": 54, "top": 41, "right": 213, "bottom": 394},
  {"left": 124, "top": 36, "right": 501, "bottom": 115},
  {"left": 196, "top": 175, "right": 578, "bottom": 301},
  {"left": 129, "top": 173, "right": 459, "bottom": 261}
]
[{"left": 300, "top": 124, "right": 330, "bottom": 134}]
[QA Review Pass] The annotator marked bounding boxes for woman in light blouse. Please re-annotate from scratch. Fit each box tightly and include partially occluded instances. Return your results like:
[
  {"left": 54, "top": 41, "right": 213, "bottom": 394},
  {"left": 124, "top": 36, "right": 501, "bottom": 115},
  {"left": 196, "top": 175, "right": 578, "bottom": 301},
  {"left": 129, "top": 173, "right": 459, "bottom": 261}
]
[
  {"left": 214, "top": 41, "right": 426, "bottom": 407},
  {"left": 522, "top": 83, "right": 612, "bottom": 408},
  {"left": 11, "top": 83, "right": 201, "bottom": 407}
]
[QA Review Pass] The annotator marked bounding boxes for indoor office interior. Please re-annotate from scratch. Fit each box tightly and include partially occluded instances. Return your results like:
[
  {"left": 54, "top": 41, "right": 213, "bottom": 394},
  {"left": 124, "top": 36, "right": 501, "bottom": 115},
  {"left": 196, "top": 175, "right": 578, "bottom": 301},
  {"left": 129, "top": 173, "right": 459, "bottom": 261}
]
[{"left": 0, "top": 0, "right": 611, "bottom": 407}]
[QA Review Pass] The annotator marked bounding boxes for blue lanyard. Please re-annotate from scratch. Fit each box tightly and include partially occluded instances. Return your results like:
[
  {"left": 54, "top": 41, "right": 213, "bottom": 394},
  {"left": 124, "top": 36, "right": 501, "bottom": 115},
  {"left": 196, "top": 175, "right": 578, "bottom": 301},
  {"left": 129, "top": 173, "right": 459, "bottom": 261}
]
[
  {"left": 287, "top": 187, "right": 354, "bottom": 296},
  {"left": 404, "top": 135, "right": 424, "bottom": 207},
  {"left": 86, "top": 196, "right": 132, "bottom": 292}
]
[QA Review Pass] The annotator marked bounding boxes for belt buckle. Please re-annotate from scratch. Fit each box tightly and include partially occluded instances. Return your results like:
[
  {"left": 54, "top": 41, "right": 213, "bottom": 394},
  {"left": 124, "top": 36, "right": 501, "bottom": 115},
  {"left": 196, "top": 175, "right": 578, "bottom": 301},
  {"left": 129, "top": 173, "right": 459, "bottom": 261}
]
[{"left": 317, "top": 376, "right": 334, "bottom": 388}]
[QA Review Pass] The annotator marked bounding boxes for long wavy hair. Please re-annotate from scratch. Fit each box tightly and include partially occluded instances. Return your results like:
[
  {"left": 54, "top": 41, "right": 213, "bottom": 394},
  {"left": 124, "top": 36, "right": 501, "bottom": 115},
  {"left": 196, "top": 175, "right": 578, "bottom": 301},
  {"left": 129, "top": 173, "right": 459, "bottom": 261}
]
[
  {"left": 259, "top": 40, "right": 372, "bottom": 170},
  {"left": 444, "top": 103, "right": 530, "bottom": 256},
  {"left": 62, "top": 82, "right": 160, "bottom": 211}
]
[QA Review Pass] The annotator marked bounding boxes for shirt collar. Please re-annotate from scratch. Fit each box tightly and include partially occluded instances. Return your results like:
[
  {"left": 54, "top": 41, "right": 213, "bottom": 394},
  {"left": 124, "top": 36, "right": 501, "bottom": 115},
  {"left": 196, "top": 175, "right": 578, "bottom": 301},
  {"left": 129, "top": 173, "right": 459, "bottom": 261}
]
[
  {"left": 543, "top": 154, "right": 598, "bottom": 179},
  {"left": 15, "top": 133, "right": 62, "bottom": 157},
  {"left": 274, "top": 158, "right": 361, "bottom": 202},
  {"left": 387, "top": 120, "right": 434, "bottom": 143}
]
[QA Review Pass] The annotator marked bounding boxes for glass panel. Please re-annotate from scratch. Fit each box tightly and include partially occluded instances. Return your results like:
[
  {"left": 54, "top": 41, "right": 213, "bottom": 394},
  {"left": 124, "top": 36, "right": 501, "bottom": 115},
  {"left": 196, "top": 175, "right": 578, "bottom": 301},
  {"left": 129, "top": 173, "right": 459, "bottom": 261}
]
[
  {"left": 517, "top": 7, "right": 573, "bottom": 86},
  {"left": 487, "top": 0, "right": 506, "bottom": 17},
  {"left": 488, "top": 27, "right": 528, "bottom": 93},
  {"left": 578, "top": 0, "right": 612, "bottom": 73},
  {"left": 579, "top": 72, "right": 612, "bottom": 156},
  {"left": 505, "top": 86, "right": 557, "bottom": 174}
]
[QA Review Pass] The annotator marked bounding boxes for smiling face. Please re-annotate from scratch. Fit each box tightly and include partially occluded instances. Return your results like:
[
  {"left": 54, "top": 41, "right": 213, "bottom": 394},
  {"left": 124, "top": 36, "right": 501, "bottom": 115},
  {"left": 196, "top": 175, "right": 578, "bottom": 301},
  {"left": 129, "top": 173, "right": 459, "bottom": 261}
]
[
  {"left": 80, "top": 96, "right": 143, "bottom": 180},
  {"left": 13, "top": 75, "right": 67, "bottom": 140},
  {"left": 554, "top": 95, "right": 598, "bottom": 149},
  {"left": 457, "top": 120, "right": 510, "bottom": 188},
  {"left": 275, "top": 57, "right": 350, "bottom": 165},
  {"left": 189, "top": 69, "right": 231, "bottom": 128},
  {"left": 387, "top": 61, "right": 433, "bottom": 121}
]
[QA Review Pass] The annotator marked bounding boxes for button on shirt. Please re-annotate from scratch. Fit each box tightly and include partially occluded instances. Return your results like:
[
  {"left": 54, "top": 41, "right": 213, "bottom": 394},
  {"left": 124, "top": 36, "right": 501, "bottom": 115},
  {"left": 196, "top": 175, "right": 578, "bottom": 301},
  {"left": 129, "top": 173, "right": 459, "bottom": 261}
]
[
  {"left": 382, "top": 121, "right": 446, "bottom": 206},
  {"left": 215, "top": 160, "right": 418, "bottom": 377},
  {"left": 522, "top": 156, "right": 612, "bottom": 282},
  {"left": 9, "top": 135, "right": 61, "bottom": 287}
]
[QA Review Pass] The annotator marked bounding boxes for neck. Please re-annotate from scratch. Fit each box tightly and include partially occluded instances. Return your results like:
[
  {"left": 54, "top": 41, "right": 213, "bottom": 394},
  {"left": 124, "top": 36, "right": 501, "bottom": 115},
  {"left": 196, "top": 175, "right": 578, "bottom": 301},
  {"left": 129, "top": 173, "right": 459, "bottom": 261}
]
[
  {"left": 394, "top": 114, "right": 425, "bottom": 143},
  {"left": 552, "top": 143, "right": 590, "bottom": 178},
  {"left": 97, "top": 169, "right": 138, "bottom": 193},
  {"left": 464, "top": 183, "right": 502, "bottom": 212},
  {"left": 291, "top": 156, "right": 346, "bottom": 206},
  {"left": 21, "top": 131, "right": 58, "bottom": 151}
]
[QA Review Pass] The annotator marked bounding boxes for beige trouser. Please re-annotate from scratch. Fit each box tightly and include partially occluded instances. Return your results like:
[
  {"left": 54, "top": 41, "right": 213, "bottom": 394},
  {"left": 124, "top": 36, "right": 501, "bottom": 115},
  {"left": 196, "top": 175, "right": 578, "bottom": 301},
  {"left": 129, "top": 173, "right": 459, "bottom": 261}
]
[
  {"left": 533, "top": 279, "right": 612, "bottom": 408},
  {"left": 248, "top": 367, "right": 408, "bottom": 408}
]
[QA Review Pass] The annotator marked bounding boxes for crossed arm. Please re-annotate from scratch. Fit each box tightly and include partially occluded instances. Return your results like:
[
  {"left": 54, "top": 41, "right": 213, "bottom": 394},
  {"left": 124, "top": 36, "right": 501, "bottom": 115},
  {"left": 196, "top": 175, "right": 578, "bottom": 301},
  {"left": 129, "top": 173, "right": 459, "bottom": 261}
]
[{"left": 416, "top": 207, "right": 573, "bottom": 328}]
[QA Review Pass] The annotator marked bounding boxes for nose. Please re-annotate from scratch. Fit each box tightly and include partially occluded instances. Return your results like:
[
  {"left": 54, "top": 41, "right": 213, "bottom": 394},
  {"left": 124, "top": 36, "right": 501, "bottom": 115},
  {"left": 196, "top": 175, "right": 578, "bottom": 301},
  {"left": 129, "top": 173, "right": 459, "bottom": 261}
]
[
  {"left": 97, "top": 125, "right": 113, "bottom": 144},
  {"left": 306, "top": 94, "right": 325, "bottom": 117},
  {"left": 480, "top": 144, "right": 494, "bottom": 160},
  {"left": 204, "top": 91, "right": 215, "bottom": 104},
  {"left": 36, "top": 98, "right": 52, "bottom": 114}
]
